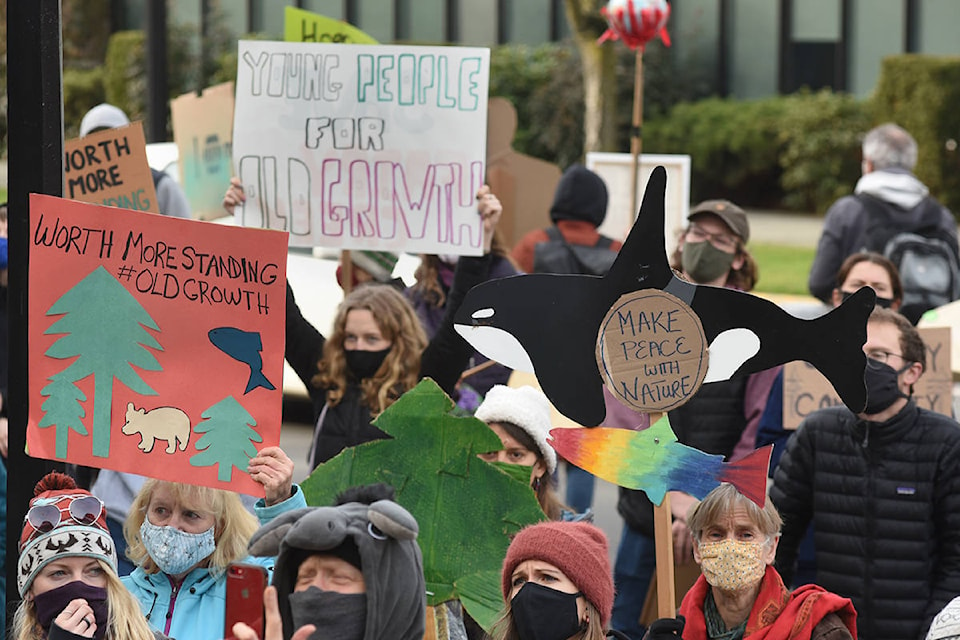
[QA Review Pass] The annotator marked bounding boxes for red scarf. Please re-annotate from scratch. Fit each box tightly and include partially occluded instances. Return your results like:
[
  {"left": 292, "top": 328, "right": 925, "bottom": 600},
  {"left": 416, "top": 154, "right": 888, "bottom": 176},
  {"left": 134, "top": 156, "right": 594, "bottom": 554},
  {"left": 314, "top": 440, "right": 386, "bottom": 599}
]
[{"left": 679, "top": 566, "right": 857, "bottom": 640}]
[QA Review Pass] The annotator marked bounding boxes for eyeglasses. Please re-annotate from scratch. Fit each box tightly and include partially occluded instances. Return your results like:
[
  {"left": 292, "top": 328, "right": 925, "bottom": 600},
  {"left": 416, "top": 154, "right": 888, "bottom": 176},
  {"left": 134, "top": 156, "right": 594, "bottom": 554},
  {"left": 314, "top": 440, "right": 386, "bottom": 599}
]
[
  {"left": 865, "top": 350, "right": 909, "bottom": 367},
  {"left": 26, "top": 495, "right": 104, "bottom": 533},
  {"left": 685, "top": 223, "right": 739, "bottom": 252}
]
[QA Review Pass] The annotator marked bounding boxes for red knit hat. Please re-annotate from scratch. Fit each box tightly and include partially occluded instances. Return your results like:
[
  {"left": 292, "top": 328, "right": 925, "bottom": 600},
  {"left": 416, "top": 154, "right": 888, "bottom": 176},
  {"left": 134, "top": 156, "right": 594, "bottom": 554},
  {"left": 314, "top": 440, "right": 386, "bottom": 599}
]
[
  {"left": 501, "top": 521, "right": 614, "bottom": 627},
  {"left": 18, "top": 472, "right": 116, "bottom": 596}
]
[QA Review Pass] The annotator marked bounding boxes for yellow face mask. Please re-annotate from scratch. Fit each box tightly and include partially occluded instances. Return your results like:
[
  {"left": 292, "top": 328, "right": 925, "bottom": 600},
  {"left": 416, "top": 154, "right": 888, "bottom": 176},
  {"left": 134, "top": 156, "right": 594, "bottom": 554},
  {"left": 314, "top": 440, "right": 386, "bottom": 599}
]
[{"left": 697, "top": 539, "right": 766, "bottom": 592}]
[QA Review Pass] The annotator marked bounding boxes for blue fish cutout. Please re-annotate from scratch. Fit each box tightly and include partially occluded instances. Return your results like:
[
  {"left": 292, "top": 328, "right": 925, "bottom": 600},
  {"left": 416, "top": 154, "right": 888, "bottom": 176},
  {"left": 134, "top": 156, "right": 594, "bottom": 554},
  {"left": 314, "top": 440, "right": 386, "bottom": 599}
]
[
  {"left": 208, "top": 327, "right": 276, "bottom": 394},
  {"left": 453, "top": 166, "right": 875, "bottom": 426}
]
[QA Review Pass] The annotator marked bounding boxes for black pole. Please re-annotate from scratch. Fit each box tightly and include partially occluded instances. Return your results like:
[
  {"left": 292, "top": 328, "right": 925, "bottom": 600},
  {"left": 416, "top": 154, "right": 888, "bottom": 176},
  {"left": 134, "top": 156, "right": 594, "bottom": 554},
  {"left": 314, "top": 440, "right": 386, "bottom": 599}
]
[
  {"left": 6, "top": 0, "right": 65, "bottom": 625},
  {"left": 147, "top": 0, "right": 169, "bottom": 142}
]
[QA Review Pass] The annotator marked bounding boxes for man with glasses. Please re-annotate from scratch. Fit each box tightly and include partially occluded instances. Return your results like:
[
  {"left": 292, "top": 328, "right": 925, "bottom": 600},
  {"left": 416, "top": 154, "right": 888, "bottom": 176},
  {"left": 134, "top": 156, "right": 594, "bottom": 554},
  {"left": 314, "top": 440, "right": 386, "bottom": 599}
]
[{"left": 771, "top": 307, "right": 960, "bottom": 640}]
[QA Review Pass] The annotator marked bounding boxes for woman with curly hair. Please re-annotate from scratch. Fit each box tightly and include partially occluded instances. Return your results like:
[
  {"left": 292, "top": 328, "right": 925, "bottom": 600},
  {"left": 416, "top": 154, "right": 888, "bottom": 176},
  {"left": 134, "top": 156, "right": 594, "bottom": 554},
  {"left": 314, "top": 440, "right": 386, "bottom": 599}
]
[
  {"left": 13, "top": 472, "right": 161, "bottom": 640},
  {"left": 120, "top": 447, "right": 307, "bottom": 639},
  {"left": 278, "top": 186, "right": 504, "bottom": 467}
]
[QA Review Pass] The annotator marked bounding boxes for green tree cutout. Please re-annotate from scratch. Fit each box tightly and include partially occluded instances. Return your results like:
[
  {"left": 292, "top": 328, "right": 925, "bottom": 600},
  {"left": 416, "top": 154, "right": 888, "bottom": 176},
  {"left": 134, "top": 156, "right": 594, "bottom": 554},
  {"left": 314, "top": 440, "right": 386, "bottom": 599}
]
[
  {"left": 43, "top": 265, "right": 162, "bottom": 457},
  {"left": 190, "top": 396, "right": 262, "bottom": 481},
  {"left": 301, "top": 379, "right": 546, "bottom": 631},
  {"left": 38, "top": 374, "right": 88, "bottom": 458}
]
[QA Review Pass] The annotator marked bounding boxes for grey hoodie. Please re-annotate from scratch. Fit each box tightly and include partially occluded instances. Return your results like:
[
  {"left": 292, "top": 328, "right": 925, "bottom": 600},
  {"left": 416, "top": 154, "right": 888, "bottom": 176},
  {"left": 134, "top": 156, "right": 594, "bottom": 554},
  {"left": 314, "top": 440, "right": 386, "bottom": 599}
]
[
  {"left": 808, "top": 168, "right": 958, "bottom": 303},
  {"left": 248, "top": 500, "right": 426, "bottom": 640}
]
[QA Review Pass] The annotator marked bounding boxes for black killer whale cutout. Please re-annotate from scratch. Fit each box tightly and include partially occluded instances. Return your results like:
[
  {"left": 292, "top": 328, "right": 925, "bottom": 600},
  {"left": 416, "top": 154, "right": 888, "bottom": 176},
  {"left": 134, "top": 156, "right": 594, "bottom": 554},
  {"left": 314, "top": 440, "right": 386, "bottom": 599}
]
[{"left": 454, "top": 165, "right": 874, "bottom": 426}]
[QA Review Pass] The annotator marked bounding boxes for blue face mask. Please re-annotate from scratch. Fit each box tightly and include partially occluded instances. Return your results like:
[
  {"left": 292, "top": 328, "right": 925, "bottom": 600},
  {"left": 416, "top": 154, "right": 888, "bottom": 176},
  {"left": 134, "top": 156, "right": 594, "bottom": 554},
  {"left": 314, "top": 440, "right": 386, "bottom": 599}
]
[
  {"left": 0, "top": 236, "right": 8, "bottom": 269},
  {"left": 139, "top": 518, "right": 216, "bottom": 576}
]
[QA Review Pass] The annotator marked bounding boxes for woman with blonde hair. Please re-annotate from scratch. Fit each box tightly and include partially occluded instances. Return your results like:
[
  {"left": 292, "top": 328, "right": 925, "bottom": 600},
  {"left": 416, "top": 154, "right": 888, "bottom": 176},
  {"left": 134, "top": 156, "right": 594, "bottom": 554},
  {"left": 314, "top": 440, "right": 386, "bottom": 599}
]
[
  {"left": 13, "top": 472, "right": 161, "bottom": 640},
  {"left": 121, "top": 447, "right": 307, "bottom": 639}
]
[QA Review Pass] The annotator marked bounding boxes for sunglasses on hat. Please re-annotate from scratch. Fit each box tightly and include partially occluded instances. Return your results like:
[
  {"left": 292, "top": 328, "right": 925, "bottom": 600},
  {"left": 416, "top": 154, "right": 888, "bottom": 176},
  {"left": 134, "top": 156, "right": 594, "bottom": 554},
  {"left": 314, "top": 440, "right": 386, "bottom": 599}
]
[{"left": 26, "top": 494, "right": 104, "bottom": 533}]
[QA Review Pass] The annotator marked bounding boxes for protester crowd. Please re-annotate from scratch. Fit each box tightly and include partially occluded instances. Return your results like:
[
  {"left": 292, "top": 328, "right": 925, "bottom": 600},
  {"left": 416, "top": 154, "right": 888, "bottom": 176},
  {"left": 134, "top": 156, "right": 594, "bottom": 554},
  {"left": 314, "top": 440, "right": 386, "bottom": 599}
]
[{"left": 10, "top": 98, "right": 960, "bottom": 640}]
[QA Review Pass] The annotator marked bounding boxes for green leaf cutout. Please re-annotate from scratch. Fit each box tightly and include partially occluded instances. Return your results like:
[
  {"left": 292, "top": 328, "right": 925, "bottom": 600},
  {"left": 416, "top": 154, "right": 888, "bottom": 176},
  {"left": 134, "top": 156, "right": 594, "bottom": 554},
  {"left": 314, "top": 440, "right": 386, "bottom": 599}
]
[{"left": 301, "top": 379, "right": 546, "bottom": 615}]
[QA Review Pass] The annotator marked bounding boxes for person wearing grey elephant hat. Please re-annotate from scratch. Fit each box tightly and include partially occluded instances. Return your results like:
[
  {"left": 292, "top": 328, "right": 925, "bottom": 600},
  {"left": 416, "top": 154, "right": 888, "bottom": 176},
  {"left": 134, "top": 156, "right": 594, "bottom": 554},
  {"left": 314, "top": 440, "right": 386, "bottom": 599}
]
[{"left": 239, "top": 484, "right": 426, "bottom": 640}]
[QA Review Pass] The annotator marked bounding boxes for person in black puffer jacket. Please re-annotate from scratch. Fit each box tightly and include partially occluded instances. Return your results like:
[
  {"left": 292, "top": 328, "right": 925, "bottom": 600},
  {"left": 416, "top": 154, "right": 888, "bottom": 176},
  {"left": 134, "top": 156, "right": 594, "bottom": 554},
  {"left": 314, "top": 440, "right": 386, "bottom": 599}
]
[{"left": 771, "top": 307, "right": 960, "bottom": 640}]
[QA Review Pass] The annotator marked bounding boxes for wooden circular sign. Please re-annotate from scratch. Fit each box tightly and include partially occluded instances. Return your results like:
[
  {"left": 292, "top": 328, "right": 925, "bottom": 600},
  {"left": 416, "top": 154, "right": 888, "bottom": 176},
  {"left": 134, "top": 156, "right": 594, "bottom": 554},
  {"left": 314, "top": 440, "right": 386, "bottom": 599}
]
[{"left": 596, "top": 289, "right": 709, "bottom": 412}]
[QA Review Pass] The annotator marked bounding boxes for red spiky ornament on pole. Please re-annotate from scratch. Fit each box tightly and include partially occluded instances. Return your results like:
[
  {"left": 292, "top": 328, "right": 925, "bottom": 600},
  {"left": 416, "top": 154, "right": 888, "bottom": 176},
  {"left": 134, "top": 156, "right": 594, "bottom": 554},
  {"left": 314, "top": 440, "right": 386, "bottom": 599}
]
[{"left": 599, "top": 0, "right": 671, "bottom": 51}]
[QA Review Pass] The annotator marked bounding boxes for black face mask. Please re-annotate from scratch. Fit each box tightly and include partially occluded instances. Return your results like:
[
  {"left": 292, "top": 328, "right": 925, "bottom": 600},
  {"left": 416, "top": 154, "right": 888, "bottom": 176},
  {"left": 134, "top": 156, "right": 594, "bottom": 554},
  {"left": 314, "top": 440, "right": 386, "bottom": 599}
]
[
  {"left": 344, "top": 347, "right": 391, "bottom": 380},
  {"left": 863, "top": 359, "right": 909, "bottom": 415},
  {"left": 34, "top": 580, "right": 109, "bottom": 640},
  {"left": 288, "top": 588, "right": 367, "bottom": 640},
  {"left": 512, "top": 582, "right": 584, "bottom": 640},
  {"left": 841, "top": 289, "right": 894, "bottom": 309}
]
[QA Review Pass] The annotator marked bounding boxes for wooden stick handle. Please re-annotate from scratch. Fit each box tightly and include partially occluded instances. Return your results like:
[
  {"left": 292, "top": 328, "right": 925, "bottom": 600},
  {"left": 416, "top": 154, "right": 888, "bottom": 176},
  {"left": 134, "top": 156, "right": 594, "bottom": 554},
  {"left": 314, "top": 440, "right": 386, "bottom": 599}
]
[{"left": 650, "top": 411, "right": 677, "bottom": 619}]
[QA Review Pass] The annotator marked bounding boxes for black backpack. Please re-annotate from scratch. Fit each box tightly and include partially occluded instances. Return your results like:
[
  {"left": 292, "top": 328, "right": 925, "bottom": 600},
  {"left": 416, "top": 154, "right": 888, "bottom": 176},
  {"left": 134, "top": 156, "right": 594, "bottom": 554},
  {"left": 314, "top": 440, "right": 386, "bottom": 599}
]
[
  {"left": 532, "top": 226, "right": 618, "bottom": 276},
  {"left": 859, "top": 194, "right": 960, "bottom": 323}
]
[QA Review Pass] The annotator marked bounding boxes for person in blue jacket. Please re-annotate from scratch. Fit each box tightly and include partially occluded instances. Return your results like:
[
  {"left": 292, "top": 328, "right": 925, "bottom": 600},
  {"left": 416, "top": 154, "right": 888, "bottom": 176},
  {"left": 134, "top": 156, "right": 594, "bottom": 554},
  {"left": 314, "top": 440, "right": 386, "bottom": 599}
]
[{"left": 120, "top": 446, "right": 307, "bottom": 640}]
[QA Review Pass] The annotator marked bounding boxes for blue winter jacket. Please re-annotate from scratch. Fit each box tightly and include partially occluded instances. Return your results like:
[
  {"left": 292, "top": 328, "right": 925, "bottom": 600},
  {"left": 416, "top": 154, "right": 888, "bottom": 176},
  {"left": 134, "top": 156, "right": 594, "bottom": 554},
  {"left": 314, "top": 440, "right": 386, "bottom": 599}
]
[{"left": 122, "top": 486, "right": 307, "bottom": 640}]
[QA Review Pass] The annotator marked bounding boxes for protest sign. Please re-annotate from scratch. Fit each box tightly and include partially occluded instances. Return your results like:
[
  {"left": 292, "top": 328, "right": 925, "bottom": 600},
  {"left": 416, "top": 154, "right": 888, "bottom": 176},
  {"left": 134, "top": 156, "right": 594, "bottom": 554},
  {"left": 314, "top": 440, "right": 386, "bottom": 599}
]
[
  {"left": 596, "top": 290, "right": 708, "bottom": 412},
  {"left": 64, "top": 121, "right": 160, "bottom": 214},
  {"left": 232, "top": 40, "right": 490, "bottom": 254},
  {"left": 171, "top": 82, "right": 236, "bottom": 220},
  {"left": 284, "top": 6, "right": 378, "bottom": 44},
  {"left": 783, "top": 326, "right": 952, "bottom": 429},
  {"left": 586, "top": 152, "right": 691, "bottom": 253},
  {"left": 27, "top": 194, "right": 288, "bottom": 494}
]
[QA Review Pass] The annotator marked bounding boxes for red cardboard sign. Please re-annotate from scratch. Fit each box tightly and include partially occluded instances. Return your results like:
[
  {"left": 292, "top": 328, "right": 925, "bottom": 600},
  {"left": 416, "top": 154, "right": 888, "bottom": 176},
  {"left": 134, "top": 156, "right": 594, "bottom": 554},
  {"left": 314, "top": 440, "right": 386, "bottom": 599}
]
[{"left": 28, "top": 194, "right": 288, "bottom": 493}]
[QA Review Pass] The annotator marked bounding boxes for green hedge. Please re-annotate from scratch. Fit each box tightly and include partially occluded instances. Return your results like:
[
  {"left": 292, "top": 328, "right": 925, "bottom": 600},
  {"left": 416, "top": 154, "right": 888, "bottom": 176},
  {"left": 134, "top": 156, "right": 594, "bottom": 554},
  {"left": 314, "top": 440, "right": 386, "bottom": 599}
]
[
  {"left": 63, "top": 67, "right": 106, "bottom": 139},
  {"left": 644, "top": 96, "right": 788, "bottom": 207},
  {"left": 873, "top": 55, "right": 960, "bottom": 213},
  {"left": 103, "top": 31, "right": 149, "bottom": 124},
  {"left": 100, "top": 28, "right": 195, "bottom": 138},
  {"left": 489, "top": 41, "right": 710, "bottom": 169},
  {"left": 644, "top": 91, "right": 871, "bottom": 212},
  {"left": 777, "top": 90, "right": 871, "bottom": 212}
]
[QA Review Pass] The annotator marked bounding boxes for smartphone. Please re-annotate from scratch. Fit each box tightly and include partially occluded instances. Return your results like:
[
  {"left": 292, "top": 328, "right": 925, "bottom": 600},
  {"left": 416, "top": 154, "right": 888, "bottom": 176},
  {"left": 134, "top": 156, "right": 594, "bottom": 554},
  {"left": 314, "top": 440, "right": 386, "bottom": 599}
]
[{"left": 224, "top": 563, "right": 267, "bottom": 640}]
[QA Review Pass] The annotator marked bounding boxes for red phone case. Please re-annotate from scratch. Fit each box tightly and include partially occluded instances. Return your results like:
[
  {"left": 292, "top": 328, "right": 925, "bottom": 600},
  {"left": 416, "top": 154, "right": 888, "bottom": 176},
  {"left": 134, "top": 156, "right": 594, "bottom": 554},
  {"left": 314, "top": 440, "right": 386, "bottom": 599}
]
[{"left": 224, "top": 563, "right": 268, "bottom": 639}]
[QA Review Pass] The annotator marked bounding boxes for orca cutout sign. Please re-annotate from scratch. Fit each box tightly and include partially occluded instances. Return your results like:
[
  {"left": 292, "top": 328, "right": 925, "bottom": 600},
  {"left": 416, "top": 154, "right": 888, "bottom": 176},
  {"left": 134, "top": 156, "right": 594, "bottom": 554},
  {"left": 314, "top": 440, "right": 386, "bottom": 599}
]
[{"left": 454, "top": 166, "right": 875, "bottom": 426}]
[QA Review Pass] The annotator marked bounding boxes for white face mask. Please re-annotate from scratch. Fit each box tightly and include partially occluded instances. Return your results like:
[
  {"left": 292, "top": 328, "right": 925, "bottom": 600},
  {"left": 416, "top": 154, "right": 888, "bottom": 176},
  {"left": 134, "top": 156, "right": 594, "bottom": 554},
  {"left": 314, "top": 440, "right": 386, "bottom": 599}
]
[
  {"left": 139, "top": 518, "right": 216, "bottom": 576},
  {"left": 697, "top": 539, "right": 766, "bottom": 592}
]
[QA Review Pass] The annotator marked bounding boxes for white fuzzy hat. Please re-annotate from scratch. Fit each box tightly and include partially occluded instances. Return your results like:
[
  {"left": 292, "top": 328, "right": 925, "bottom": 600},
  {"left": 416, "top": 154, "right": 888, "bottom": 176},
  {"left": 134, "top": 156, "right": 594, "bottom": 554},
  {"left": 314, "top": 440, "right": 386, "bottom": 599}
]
[
  {"left": 928, "top": 596, "right": 960, "bottom": 640},
  {"left": 79, "top": 103, "right": 130, "bottom": 136},
  {"left": 475, "top": 385, "right": 557, "bottom": 473}
]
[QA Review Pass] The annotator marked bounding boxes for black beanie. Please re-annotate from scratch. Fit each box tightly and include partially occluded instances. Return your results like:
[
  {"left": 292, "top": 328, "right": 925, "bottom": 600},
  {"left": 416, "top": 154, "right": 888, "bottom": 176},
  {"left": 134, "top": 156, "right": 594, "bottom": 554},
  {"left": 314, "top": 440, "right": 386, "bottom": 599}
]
[{"left": 549, "top": 163, "right": 609, "bottom": 227}]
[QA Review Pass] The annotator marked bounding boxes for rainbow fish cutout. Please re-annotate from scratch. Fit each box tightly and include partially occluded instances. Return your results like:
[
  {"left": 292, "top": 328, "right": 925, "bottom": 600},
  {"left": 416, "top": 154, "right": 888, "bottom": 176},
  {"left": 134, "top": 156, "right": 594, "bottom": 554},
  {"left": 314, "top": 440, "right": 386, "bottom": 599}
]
[{"left": 549, "top": 414, "right": 772, "bottom": 507}]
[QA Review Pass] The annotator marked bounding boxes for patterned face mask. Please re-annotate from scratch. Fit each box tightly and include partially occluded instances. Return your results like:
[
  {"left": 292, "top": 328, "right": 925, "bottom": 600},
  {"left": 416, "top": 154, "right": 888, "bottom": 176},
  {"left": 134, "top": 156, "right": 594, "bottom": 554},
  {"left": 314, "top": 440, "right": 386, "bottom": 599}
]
[
  {"left": 697, "top": 538, "right": 767, "bottom": 592},
  {"left": 140, "top": 518, "right": 216, "bottom": 576}
]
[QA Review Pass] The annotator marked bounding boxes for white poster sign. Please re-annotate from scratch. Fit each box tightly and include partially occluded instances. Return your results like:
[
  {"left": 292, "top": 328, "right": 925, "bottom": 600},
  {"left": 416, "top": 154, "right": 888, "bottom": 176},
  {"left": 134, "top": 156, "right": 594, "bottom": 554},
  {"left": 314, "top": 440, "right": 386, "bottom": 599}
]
[
  {"left": 233, "top": 41, "right": 490, "bottom": 254},
  {"left": 586, "top": 153, "right": 691, "bottom": 257}
]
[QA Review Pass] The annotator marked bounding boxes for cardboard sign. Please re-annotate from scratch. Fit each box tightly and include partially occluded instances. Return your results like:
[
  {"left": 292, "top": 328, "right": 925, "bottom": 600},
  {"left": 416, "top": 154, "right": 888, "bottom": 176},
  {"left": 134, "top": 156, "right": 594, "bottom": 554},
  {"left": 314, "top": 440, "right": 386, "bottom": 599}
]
[
  {"left": 27, "top": 194, "right": 288, "bottom": 493},
  {"left": 284, "top": 6, "right": 378, "bottom": 44},
  {"left": 486, "top": 97, "right": 561, "bottom": 248},
  {"left": 171, "top": 82, "right": 236, "bottom": 221},
  {"left": 63, "top": 121, "right": 160, "bottom": 214},
  {"left": 918, "top": 300, "right": 960, "bottom": 377},
  {"left": 596, "top": 289, "right": 708, "bottom": 412},
  {"left": 232, "top": 40, "right": 490, "bottom": 254},
  {"left": 783, "top": 326, "right": 953, "bottom": 428}
]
